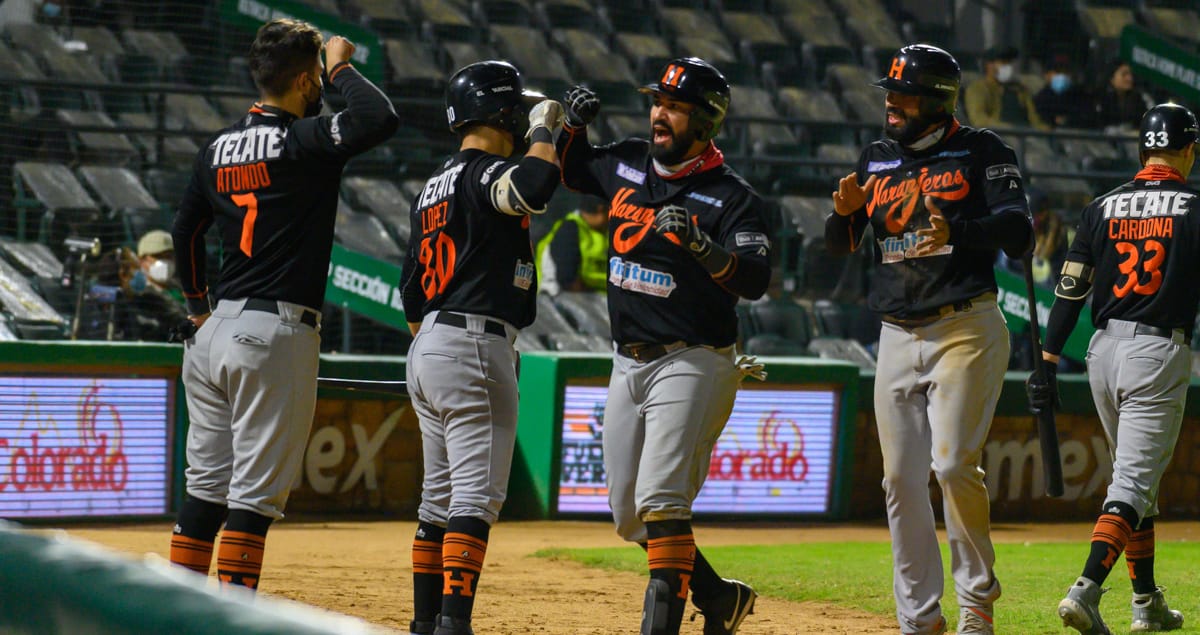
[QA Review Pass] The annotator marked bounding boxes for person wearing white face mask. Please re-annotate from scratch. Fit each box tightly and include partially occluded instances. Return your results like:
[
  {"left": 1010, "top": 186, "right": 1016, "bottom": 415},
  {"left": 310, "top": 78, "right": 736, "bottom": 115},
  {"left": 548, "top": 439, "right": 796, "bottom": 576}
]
[
  {"left": 964, "top": 46, "right": 1048, "bottom": 130},
  {"left": 115, "top": 229, "right": 190, "bottom": 341}
]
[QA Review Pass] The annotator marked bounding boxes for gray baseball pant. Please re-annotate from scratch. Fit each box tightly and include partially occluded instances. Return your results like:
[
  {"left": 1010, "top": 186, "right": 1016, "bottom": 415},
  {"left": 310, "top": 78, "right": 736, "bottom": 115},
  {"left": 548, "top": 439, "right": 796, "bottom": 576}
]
[
  {"left": 407, "top": 311, "right": 520, "bottom": 527},
  {"left": 182, "top": 298, "right": 321, "bottom": 520},
  {"left": 874, "top": 301, "right": 1008, "bottom": 633},
  {"left": 603, "top": 345, "right": 740, "bottom": 543},
  {"left": 1086, "top": 319, "right": 1190, "bottom": 520}
]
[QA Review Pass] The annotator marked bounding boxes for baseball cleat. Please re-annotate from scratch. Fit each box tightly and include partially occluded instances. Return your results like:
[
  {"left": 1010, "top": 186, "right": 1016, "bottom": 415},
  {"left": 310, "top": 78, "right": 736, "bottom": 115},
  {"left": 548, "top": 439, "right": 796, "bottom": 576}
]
[
  {"left": 1131, "top": 587, "right": 1184, "bottom": 632},
  {"left": 691, "top": 578, "right": 757, "bottom": 635},
  {"left": 409, "top": 619, "right": 435, "bottom": 635},
  {"left": 957, "top": 605, "right": 993, "bottom": 634},
  {"left": 1058, "top": 577, "right": 1113, "bottom": 635},
  {"left": 432, "top": 614, "right": 474, "bottom": 635},
  {"left": 640, "top": 578, "right": 671, "bottom": 635}
]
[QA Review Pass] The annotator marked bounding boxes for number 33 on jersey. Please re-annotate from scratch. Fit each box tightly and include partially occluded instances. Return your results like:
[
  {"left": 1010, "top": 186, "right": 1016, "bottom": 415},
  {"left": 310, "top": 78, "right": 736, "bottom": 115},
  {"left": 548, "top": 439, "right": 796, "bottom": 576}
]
[{"left": 1066, "top": 170, "right": 1200, "bottom": 327}]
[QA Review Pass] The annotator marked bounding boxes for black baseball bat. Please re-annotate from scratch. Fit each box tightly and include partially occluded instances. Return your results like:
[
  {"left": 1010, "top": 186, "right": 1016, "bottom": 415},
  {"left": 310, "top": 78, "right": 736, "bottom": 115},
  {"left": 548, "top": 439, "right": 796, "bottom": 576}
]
[
  {"left": 317, "top": 377, "right": 408, "bottom": 396},
  {"left": 1022, "top": 254, "right": 1065, "bottom": 497}
]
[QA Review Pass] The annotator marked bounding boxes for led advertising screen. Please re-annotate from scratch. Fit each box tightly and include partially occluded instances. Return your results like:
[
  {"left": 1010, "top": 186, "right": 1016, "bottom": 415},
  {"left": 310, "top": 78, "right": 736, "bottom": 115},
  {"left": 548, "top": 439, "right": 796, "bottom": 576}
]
[
  {"left": 0, "top": 376, "right": 172, "bottom": 518},
  {"left": 557, "top": 383, "right": 839, "bottom": 515}
]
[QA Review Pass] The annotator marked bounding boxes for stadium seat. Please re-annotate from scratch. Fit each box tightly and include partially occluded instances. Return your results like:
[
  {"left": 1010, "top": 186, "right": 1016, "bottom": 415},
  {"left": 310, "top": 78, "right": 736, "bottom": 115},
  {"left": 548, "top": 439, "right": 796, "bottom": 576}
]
[
  {"left": 807, "top": 335, "right": 876, "bottom": 368},
  {"left": 515, "top": 329, "right": 548, "bottom": 351},
  {"left": 56, "top": 110, "right": 139, "bottom": 165},
  {"left": 334, "top": 201, "right": 404, "bottom": 262},
  {"left": 1139, "top": 3, "right": 1200, "bottom": 46},
  {"left": 0, "top": 41, "right": 43, "bottom": 122},
  {"left": 490, "top": 25, "right": 573, "bottom": 88},
  {"left": 778, "top": 196, "right": 832, "bottom": 247},
  {"left": 658, "top": 7, "right": 730, "bottom": 49},
  {"left": 342, "top": 176, "right": 413, "bottom": 247},
  {"left": 117, "top": 112, "right": 200, "bottom": 167},
  {"left": 0, "top": 256, "right": 65, "bottom": 336},
  {"left": 142, "top": 168, "right": 194, "bottom": 208},
  {"left": 69, "top": 26, "right": 125, "bottom": 81},
  {"left": 749, "top": 299, "right": 813, "bottom": 346},
  {"left": 212, "top": 94, "right": 252, "bottom": 120},
  {"left": 537, "top": 0, "right": 600, "bottom": 30},
  {"left": 442, "top": 41, "right": 500, "bottom": 73},
  {"left": 12, "top": 161, "right": 102, "bottom": 243},
  {"left": 729, "top": 84, "right": 798, "bottom": 151},
  {"left": 0, "top": 239, "right": 64, "bottom": 280},
  {"left": 121, "top": 30, "right": 189, "bottom": 82},
  {"left": 552, "top": 30, "right": 637, "bottom": 86},
  {"left": 476, "top": 0, "right": 537, "bottom": 26},
  {"left": 553, "top": 291, "right": 611, "bottom": 338},
  {"left": 413, "top": 0, "right": 477, "bottom": 41},
  {"left": 349, "top": 0, "right": 417, "bottom": 37},
  {"left": 526, "top": 293, "right": 581, "bottom": 342},
  {"left": 743, "top": 333, "right": 809, "bottom": 356},
  {"left": 844, "top": 13, "right": 904, "bottom": 71},
  {"left": 164, "top": 94, "right": 227, "bottom": 133},
  {"left": 77, "top": 165, "right": 167, "bottom": 244},
  {"left": 383, "top": 38, "right": 445, "bottom": 92}
]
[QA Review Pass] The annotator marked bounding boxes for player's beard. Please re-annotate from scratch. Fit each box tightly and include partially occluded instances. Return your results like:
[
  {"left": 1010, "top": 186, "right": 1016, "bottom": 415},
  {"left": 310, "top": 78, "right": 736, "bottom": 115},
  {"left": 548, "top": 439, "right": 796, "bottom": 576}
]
[
  {"left": 649, "top": 121, "right": 696, "bottom": 166},
  {"left": 883, "top": 106, "right": 943, "bottom": 146}
]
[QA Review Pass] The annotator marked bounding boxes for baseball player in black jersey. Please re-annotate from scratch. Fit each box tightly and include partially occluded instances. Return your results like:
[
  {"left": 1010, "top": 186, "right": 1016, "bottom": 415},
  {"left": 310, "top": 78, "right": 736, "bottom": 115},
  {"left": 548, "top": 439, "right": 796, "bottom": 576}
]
[
  {"left": 1028, "top": 104, "right": 1197, "bottom": 635},
  {"left": 399, "top": 60, "right": 562, "bottom": 635},
  {"left": 825, "top": 45, "right": 1032, "bottom": 635},
  {"left": 558, "top": 57, "right": 770, "bottom": 635},
  {"left": 167, "top": 20, "right": 397, "bottom": 588}
]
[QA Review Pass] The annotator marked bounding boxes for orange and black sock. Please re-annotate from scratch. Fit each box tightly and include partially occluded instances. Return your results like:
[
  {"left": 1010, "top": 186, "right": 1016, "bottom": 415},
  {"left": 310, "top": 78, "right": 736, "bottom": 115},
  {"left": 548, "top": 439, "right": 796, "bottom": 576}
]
[
  {"left": 646, "top": 519, "right": 696, "bottom": 634},
  {"left": 169, "top": 495, "right": 227, "bottom": 575},
  {"left": 1081, "top": 500, "right": 1137, "bottom": 586},
  {"left": 688, "top": 548, "right": 724, "bottom": 610},
  {"left": 1126, "top": 516, "right": 1157, "bottom": 594},
  {"left": 216, "top": 509, "right": 272, "bottom": 590},
  {"left": 441, "top": 516, "right": 490, "bottom": 622},
  {"left": 412, "top": 521, "right": 446, "bottom": 625}
]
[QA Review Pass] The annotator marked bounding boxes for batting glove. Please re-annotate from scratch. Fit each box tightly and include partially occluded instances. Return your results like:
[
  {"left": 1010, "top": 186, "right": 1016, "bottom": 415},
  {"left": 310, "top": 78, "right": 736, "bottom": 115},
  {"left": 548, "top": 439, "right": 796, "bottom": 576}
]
[
  {"left": 736, "top": 355, "right": 767, "bottom": 381},
  {"left": 564, "top": 85, "right": 600, "bottom": 127},
  {"left": 654, "top": 205, "right": 733, "bottom": 275},
  {"left": 1025, "top": 363, "right": 1059, "bottom": 414},
  {"left": 525, "top": 99, "right": 564, "bottom": 144}
]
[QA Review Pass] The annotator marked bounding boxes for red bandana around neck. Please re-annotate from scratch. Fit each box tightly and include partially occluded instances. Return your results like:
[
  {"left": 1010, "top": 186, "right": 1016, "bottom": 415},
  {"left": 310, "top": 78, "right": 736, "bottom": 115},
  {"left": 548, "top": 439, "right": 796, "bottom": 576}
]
[
  {"left": 1134, "top": 164, "right": 1186, "bottom": 183},
  {"left": 655, "top": 142, "right": 725, "bottom": 180}
]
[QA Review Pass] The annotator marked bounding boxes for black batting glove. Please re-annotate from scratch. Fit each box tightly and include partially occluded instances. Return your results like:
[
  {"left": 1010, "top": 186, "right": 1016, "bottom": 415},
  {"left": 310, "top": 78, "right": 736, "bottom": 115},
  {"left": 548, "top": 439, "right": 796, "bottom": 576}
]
[
  {"left": 1025, "top": 362, "right": 1059, "bottom": 414},
  {"left": 654, "top": 205, "right": 732, "bottom": 275},
  {"left": 563, "top": 85, "right": 599, "bottom": 127}
]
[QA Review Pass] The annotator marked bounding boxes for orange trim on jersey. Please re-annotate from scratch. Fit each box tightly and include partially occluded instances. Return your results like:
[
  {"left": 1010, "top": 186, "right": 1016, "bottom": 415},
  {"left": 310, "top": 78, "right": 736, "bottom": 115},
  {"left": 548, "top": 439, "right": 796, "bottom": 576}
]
[
  {"left": 328, "top": 62, "right": 353, "bottom": 81},
  {"left": 1135, "top": 165, "right": 1185, "bottom": 183},
  {"left": 249, "top": 103, "right": 267, "bottom": 114},
  {"left": 713, "top": 253, "right": 738, "bottom": 282}
]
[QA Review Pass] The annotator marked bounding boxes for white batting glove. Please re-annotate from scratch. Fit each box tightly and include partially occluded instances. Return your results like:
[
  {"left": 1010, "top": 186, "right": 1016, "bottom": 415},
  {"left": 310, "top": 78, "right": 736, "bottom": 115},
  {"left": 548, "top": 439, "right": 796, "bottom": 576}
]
[{"left": 526, "top": 99, "right": 564, "bottom": 143}]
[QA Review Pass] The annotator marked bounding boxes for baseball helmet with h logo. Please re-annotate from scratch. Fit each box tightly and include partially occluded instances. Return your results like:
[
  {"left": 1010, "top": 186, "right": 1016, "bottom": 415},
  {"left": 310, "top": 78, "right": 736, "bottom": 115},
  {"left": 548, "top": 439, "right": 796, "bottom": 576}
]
[
  {"left": 639, "top": 57, "right": 730, "bottom": 142},
  {"left": 873, "top": 44, "right": 960, "bottom": 117}
]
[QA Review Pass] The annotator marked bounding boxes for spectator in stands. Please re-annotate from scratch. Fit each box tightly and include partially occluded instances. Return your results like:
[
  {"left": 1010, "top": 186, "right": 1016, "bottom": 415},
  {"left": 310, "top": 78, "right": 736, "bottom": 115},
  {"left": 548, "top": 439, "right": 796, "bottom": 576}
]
[
  {"left": 534, "top": 196, "right": 609, "bottom": 295},
  {"left": 116, "top": 229, "right": 189, "bottom": 341},
  {"left": 1034, "top": 55, "right": 1087, "bottom": 128},
  {"left": 964, "top": 46, "right": 1048, "bottom": 130},
  {"left": 1090, "top": 59, "right": 1155, "bottom": 131}
]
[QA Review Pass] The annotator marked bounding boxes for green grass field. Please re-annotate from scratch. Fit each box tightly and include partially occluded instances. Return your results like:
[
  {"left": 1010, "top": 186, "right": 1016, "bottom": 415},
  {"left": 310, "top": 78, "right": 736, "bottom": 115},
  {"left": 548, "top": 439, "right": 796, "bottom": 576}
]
[{"left": 537, "top": 541, "right": 1200, "bottom": 633}]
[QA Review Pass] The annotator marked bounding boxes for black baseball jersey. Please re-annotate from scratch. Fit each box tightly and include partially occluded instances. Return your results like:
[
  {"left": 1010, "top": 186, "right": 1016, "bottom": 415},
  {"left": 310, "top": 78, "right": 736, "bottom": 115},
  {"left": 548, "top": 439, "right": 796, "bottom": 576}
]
[
  {"left": 832, "top": 122, "right": 1031, "bottom": 319},
  {"left": 399, "top": 150, "right": 538, "bottom": 328},
  {"left": 173, "top": 64, "right": 399, "bottom": 316},
  {"left": 1067, "top": 167, "right": 1200, "bottom": 330},
  {"left": 559, "top": 127, "right": 771, "bottom": 347}
]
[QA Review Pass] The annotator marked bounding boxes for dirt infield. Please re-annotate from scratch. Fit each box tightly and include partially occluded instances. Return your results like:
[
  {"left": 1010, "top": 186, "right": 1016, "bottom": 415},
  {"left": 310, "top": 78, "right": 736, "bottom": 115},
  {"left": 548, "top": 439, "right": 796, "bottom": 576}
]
[{"left": 61, "top": 520, "right": 1200, "bottom": 634}]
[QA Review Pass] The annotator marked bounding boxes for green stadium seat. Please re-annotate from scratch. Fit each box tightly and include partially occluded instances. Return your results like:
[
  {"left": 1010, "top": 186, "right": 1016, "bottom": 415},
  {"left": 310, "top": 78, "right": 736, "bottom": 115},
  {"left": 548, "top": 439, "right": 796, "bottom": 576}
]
[{"left": 56, "top": 110, "right": 139, "bottom": 165}]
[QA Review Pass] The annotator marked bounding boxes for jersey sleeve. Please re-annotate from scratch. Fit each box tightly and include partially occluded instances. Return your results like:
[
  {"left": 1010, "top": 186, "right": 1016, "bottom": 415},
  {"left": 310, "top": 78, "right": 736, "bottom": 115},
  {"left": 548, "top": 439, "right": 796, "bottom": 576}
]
[
  {"left": 286, "top": 64, "right": 399, "bottom": 161},
  {"left": 171, "top": 151, "right": 215, "bottom": 316},
  {"left": 977, "top": 130, "right": 1030, "bottom": 214},
  {"left": 712, "top": 187, "right": 772, "bottom": 299},
  {"left": 824, "top": 146, "right": 872, "bottom": 255},
  {"left": 557, "top": 124, "right": 636, "bottom": 199}
]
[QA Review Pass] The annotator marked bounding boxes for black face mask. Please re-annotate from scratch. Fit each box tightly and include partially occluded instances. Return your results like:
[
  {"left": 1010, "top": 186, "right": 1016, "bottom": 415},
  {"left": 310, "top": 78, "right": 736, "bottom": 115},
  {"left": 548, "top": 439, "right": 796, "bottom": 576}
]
[{"left": 303, "top": 74, "right": 324, "bottom": 118}]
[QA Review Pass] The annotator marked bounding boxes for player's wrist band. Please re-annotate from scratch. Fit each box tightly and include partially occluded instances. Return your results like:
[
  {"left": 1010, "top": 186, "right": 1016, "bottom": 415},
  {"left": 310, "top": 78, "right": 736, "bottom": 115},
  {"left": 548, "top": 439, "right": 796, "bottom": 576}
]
[{"left": 529, "top": 126, "right": 554, "bottom": 145}]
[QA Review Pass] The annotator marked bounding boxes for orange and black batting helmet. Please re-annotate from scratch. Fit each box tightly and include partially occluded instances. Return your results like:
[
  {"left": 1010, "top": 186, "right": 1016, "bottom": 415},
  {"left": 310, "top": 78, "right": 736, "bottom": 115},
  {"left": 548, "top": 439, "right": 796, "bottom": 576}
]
[{"left": 873, "top": 44, "right": 961, "bottom": 117}]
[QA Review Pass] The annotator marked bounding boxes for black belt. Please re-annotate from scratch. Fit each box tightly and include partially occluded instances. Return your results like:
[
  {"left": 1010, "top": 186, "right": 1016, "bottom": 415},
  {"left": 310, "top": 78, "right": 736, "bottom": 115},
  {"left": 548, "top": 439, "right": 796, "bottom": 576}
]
[
  {"left": 244, "top": 298, "right": 318, "bottom": 327},
  {"left": 1099, "top": 320, "right": 1192, "bottom": 345},
  {"left": 617, "top": 341, "right": 688, "bottom": 363},
  {"left": 435, "top": 311, "right": 507, "bottom": 337},
  {"left": 882, "top": 292, "right": 994, "bottom": 328}
]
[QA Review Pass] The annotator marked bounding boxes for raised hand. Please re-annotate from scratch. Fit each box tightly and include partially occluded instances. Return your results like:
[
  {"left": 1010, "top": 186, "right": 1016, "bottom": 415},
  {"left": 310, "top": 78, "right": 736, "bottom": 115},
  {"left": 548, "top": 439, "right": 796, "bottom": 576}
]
[{"left": 832, "top": 173, "right": 877, "bottom": 217}]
